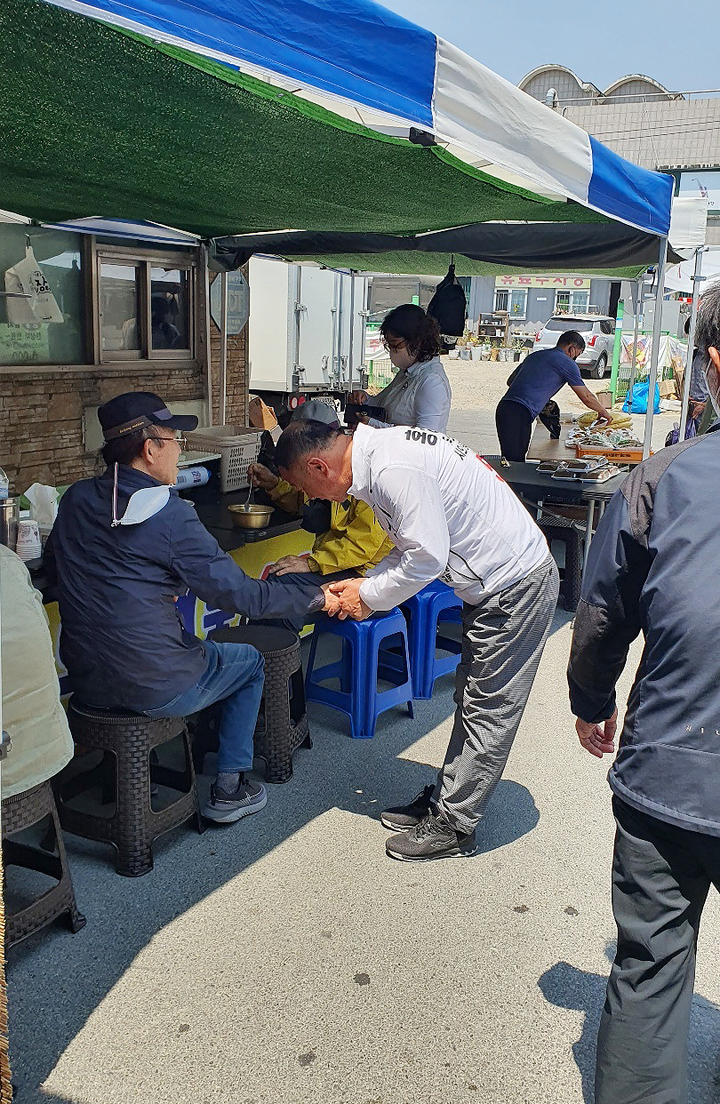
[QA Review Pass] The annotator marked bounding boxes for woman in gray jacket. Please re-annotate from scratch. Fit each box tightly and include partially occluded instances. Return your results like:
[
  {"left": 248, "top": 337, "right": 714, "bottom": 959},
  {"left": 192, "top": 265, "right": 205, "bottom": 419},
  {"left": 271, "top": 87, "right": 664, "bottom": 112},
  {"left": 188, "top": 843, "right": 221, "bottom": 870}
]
[{"left": 350, "top": 304, "right": 452, "bottom": 432}]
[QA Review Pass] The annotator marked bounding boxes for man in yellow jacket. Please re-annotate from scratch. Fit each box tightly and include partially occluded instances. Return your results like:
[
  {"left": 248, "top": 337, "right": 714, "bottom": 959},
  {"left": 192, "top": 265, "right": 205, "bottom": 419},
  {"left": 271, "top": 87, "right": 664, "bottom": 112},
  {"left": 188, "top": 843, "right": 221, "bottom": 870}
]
[{"left": 248, "top": 401, "right": 393, "bottom": 579}]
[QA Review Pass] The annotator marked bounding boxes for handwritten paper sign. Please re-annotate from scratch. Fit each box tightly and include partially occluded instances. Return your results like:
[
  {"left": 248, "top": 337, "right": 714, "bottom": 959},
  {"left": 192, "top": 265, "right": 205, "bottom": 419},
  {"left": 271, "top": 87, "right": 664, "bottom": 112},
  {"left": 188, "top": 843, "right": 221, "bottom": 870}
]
[{"left": 0, "top": 323, "right": 50, "bottom": 365}]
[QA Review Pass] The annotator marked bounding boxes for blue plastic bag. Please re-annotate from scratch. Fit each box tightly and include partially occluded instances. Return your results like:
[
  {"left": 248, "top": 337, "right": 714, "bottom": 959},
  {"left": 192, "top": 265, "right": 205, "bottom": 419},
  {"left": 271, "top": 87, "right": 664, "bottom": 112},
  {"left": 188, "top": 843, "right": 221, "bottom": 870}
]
[{"left": 623, "top": 381, "right": 661, "bottom": 415}]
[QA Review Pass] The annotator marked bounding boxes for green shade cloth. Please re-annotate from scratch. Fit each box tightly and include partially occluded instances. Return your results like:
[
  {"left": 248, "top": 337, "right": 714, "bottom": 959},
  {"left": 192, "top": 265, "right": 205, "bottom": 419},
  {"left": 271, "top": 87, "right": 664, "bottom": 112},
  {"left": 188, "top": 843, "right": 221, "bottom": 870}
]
[
  {"left": 286, "top": 252, "right": 649, "bottom": 279},
  {"left": 1, "top": 0, "right": 611, "bottom": 239}
]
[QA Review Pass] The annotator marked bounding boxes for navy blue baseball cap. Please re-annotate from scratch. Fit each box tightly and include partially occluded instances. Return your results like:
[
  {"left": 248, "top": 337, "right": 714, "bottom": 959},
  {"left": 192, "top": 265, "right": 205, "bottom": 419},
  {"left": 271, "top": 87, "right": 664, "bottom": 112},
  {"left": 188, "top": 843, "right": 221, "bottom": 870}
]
[{"left": 98, "top": 391, "right": 198, "bottom": 441}]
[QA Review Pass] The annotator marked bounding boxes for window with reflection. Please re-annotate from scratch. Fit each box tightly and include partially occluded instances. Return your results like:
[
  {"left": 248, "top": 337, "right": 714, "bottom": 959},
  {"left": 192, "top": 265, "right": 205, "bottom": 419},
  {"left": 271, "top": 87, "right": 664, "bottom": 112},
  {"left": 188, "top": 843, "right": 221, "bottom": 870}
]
[
  {"left": 151, "top": 268, "right": 190, "bottom": 350},
  {"left": 0, "top": 226, "right": 85, "bottom": 365},
  {"left": 96, "top": 246, "right": 196, "bottom": 362},
  {"left": 100, "top": 261, "right": 141, "bottom": 352}
]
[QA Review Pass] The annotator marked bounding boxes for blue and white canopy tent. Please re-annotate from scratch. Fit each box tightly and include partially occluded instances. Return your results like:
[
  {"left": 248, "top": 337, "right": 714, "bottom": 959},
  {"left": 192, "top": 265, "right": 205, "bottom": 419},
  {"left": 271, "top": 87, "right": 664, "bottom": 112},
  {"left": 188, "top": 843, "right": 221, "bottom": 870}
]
[{"left": 1, "top": 0, "right": 675, "bottom": 449}]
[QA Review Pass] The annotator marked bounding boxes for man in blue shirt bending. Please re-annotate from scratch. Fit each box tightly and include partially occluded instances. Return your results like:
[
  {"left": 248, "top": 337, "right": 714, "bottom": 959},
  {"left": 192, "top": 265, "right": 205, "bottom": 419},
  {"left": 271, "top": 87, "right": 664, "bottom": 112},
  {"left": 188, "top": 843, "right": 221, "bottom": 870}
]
[{"left": 495, "top": 330, "right": 612, "bottom": 461}]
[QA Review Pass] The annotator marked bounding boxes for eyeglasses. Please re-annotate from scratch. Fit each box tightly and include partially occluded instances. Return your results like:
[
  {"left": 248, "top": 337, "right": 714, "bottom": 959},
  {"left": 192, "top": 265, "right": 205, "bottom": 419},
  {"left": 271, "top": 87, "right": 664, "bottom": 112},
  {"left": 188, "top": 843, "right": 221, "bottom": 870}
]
[
  {"left": 382, "top": 337, "right": 407, "bottom": 352},
  {"left": 147, "top": 433, "right": 187, "bottom": 450}
]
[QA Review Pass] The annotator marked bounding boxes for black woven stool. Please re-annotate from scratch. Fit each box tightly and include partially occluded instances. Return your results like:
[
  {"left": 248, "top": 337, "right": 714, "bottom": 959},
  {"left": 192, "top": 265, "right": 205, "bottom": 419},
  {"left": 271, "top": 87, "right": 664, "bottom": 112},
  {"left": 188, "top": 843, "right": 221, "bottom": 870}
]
[
  {"left": 56, "top": 701, "right": 204, "bottom": 877},
  {"left": 2, "top": 780, "right": 86, "bottom": 947},
  {"left": 538, "top": 518, "right": 584, "bottom": 611},
  {"left": 202, "top": 626, "right": 310, "bottom": 784}
]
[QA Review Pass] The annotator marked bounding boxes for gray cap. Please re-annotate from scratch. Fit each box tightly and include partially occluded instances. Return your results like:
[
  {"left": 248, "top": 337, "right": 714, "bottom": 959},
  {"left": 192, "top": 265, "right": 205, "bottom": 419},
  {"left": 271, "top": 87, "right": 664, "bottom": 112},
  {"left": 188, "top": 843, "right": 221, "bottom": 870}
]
[{"left": 292, "top": 399, "right": 340, "bottom": 427}]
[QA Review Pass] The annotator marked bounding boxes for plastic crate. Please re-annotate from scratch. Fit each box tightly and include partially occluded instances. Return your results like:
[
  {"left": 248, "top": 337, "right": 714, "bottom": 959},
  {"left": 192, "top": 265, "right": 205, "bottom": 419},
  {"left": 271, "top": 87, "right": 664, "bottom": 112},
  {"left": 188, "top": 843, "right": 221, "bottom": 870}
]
[
  {"left": 575, "top": 445, "right": 649, "bottom": 466},
  {"left": 186, "top": 425, "right": 263, "bottom": 491}
]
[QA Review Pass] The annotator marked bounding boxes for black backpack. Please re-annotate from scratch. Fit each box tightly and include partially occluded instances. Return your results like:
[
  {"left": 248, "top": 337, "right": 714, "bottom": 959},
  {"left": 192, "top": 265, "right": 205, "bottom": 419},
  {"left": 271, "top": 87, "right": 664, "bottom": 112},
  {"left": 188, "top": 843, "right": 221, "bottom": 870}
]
[{"left": 427, "top": 263, "right": 467, "bottom": 346}]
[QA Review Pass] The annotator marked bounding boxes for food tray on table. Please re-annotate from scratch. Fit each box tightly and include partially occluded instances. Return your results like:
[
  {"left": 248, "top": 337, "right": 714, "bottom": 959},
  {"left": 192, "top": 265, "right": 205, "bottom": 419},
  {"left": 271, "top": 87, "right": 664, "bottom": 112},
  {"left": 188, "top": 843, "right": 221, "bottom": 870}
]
[
  {"left": 577, "top": 464, "right": 623, "bottom": 484},
  {"left": 537, "top": 458, "right": 606, "bottom": 476},
  {"left": 536, "top": 457, "right": 625, "bottom": 483}
]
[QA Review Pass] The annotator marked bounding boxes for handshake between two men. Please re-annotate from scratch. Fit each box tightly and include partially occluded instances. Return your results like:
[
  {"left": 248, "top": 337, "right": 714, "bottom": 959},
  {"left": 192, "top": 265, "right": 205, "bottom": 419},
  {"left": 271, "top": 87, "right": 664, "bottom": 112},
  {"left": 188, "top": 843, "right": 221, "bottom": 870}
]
[{"left": 319, "top": 577, "right": 372, "bottom": 622}]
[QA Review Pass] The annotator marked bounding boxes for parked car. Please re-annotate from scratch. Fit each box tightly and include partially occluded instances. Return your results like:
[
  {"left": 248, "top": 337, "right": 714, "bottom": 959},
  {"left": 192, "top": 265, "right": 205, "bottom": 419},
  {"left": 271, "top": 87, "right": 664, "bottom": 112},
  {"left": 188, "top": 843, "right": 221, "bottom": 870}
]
[{"left": 533, "top": 314, "right": 615, "bottom": 378}]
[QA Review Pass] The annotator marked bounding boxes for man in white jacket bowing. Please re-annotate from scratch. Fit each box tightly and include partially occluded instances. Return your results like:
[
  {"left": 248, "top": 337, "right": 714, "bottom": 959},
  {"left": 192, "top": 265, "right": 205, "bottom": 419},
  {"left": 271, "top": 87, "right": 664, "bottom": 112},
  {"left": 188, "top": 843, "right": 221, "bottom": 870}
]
[{"left": 274, "top": 419, "right": 559, "bottom": 862}]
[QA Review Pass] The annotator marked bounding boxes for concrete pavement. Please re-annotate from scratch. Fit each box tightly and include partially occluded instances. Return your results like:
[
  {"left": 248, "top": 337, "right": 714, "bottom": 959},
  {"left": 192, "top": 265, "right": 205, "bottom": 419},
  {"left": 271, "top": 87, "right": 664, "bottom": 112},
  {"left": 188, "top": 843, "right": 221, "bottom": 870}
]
[{"left": 8, "top": 363, "right": 720, "bottom": 1104}]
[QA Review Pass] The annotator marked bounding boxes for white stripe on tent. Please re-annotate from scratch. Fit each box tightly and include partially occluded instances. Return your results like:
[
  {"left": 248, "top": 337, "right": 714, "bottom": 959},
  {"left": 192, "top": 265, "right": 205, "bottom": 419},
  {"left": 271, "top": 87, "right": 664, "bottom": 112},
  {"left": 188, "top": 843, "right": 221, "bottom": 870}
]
[
  {"left": 42, "top": 217, "right": 201, "bottom": 244},
  {"left": 433, "top": 40, "right": 593, "bottom": 212}
]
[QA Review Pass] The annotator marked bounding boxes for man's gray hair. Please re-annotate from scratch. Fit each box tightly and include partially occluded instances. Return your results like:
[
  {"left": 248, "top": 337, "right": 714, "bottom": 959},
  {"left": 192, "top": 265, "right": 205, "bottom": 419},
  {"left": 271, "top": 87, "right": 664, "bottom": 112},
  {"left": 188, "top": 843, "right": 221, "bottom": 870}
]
[{"left": 695, "top": 282, "right": 720, "bottom": 356}]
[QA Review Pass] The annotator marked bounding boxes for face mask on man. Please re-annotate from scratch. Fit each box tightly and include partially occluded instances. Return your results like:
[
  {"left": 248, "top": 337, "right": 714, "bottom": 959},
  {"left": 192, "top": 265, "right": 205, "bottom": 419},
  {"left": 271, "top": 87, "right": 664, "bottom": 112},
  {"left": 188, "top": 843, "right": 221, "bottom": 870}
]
[{"left": 111, "top": 463, "right": 171, "bottom": 527}]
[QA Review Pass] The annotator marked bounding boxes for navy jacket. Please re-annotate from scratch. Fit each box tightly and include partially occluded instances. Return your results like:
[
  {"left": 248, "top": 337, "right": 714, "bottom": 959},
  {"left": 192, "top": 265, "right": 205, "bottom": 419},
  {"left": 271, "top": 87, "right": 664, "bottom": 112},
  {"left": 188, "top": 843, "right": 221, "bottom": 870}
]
[
  {"left": 45, "top": 466, "right": 324, "bottom": 710},
  {"left": 568, "top": 425, "right": 720, "bottom": 836}
]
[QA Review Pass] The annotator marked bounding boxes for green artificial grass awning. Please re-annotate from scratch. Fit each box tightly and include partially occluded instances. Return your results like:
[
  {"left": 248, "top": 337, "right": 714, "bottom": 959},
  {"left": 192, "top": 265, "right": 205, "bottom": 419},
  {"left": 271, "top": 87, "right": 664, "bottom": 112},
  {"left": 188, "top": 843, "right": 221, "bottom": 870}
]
[
  {"left": 286, "top": 253, "right": 650, "bottom": 279},
  {"left": 1, "top": 0, "right": 611, "bottom": 239}
]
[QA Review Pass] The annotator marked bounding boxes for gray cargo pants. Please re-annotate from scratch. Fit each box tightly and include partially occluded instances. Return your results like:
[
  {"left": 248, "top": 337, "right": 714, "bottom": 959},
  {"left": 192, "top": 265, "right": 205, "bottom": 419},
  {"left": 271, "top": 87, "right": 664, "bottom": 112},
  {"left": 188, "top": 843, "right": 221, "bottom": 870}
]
[
  {"left": 433, "top": 555, "right": 558, "bottom": 834},
  {"left": 595, "top": 796, "right": 720, "bottom": 1104}
]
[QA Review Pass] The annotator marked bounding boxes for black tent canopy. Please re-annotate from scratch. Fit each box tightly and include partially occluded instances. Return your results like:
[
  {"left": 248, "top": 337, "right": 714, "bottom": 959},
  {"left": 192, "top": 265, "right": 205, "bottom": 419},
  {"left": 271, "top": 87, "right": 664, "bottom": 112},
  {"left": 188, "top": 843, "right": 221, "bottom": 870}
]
[{"left": 212, "top": 222, "right": 681, "bottom": 277}]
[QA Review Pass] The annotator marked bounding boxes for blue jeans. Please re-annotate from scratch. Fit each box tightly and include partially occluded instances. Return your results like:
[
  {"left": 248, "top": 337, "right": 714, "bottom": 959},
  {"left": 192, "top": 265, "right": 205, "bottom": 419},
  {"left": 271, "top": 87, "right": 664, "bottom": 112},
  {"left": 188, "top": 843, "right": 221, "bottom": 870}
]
[{"left": 144, "top": 640, "right": 265, "bottom": 773}]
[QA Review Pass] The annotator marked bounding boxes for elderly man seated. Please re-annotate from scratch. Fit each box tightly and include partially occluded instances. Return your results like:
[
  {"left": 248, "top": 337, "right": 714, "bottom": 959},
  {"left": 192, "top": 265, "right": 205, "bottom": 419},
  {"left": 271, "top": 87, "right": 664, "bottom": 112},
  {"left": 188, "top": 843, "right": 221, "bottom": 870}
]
[
  {"left": 0, "top": 545, "right": 74, "bottom": 802},
  {"left": 44, "top": 391, "right": 337, "bottom": 825},
  {"left": 249, "top": 401, "right": 394, "bottom": 591}
]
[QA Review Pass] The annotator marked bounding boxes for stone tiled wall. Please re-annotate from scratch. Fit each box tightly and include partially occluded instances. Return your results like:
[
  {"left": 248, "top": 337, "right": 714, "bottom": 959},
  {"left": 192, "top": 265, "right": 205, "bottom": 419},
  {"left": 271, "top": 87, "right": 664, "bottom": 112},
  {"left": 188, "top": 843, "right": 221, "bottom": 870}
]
[
  {"left": 0, "top": 364, "right": 205, "bottom": 494},
  {"left": 211, "top": 266, "right": 250, "bottom": 428},
  {"left": 208, "top": 309, "right": 248, "bottom": 427}
]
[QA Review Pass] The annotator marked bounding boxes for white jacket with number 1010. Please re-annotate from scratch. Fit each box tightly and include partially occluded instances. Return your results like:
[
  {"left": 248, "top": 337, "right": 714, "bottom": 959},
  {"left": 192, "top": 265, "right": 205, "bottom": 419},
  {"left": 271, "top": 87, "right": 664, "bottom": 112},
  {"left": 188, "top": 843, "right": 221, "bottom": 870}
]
[{"left": 349, "top": 423, "right": 548, "bottom": 610}]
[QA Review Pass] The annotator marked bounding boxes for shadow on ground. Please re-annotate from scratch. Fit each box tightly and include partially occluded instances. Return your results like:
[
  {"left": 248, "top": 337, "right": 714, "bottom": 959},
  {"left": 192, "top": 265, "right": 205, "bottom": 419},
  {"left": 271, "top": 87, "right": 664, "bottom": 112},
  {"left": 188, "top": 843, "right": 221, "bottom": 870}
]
[
  {"left": 539, "top": 955, "right": 720, "bottom": 1104},
  {"left": 7, "top": 602, "right": 557, "bottom": 1104}
]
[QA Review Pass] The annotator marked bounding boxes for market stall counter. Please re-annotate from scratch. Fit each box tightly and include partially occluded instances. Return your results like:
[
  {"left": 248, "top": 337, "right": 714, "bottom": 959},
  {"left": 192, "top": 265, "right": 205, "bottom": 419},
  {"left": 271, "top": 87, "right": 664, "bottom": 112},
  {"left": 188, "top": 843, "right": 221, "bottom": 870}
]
[{"left": 484, "top": 457, "right": 628, "bottom": 568}]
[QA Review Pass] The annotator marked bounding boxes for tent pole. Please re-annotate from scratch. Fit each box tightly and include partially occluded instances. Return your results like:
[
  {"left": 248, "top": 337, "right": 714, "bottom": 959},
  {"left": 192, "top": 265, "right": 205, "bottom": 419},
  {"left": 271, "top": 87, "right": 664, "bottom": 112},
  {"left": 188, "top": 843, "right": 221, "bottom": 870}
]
[
  {"left": 678, "top": 247, "right": 705, "bottom": 441},
  {"left": 202, "top": 245, "right": 214, "bottom": 425},
  {"left": 642, "top": 238, "right": 668, "bottom": 459},
  {"left": 348, "top": 272, "right": 355, "bottom": 392},
  {"left": 628, "top": 277, "right": 641, "bottom": 399},
  {"left": 219, "top": 270, "right": 228, "bottom": 425}
]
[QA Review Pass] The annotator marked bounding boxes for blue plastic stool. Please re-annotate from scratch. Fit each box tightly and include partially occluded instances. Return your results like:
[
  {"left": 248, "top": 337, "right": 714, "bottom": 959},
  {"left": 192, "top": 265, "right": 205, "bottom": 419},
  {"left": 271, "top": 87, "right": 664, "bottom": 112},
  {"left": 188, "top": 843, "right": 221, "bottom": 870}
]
[
  {"left": 305, "top": 609, "right": 414, "bottom": 739},
  {"left": 401, "top": 581, "right": 463, "bottom": 699}
]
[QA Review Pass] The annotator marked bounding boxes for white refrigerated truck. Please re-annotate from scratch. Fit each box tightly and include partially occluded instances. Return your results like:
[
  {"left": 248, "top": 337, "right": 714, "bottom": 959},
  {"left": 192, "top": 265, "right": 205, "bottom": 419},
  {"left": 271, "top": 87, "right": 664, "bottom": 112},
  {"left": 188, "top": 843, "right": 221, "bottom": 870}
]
[{"left": 247, "top": 255, "right": 369, "bottom": 412}]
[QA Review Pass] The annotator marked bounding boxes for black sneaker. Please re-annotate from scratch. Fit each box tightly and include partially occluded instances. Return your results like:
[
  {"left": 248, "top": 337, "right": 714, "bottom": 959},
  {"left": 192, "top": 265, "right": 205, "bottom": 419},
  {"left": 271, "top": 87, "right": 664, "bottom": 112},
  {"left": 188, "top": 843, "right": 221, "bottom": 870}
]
[
  {"left": 202, "top": 775, "right": 267, "bottom": 823},
  {"left": 380, "top": 785, "right": 435, "bottom": 831},
  {"left": 385, "top": 811, "right": 476, "bottom": 862}
]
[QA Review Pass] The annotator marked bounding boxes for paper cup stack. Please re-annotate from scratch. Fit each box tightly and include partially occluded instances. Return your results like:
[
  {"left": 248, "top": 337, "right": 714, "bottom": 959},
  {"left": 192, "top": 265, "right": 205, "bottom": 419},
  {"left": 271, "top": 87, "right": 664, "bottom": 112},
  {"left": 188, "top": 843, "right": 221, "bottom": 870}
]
[{"left": 15, "top": 519, "right": 42, "bottom": 562}]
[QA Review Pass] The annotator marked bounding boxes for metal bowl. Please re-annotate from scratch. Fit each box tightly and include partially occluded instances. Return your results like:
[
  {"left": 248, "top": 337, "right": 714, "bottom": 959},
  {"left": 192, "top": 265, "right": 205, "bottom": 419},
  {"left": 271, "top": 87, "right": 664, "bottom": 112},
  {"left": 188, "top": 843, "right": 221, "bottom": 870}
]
[{"left": 227, "top": 503, "right": 274, "bottom": 530}]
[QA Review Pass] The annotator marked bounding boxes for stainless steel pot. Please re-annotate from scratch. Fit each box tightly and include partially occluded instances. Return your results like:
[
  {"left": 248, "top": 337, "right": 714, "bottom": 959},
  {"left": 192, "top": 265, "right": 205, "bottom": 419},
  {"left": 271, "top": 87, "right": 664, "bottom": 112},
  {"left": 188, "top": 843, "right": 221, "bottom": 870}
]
[
  {"left": 227, "top": 503, "right": 274, "bottom": 530},
  {"left": 0, "top": 499, "right": 19, "bottom": 551}
]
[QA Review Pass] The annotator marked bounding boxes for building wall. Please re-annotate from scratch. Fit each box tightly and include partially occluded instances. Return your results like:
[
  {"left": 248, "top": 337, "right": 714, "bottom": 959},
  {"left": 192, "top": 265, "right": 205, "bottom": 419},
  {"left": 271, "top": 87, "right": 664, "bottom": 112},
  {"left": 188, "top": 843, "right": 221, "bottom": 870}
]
[
  {"left": 0, "top": 363, "right": 205, "bottom": 493},
  {"left": 208, "top": 270, "right": 248, "bottom": 428},
  {"left": 522, "top": 67, "right": 599, "bottom": 105},
  {"left": 0, "top": 261, "right": 249, "bottom": 496},
  {"left": 565, "top": 99, "right": 720, "bottom": 171},
  {"left": 467, "top": 277, "right": 612, "bottom": 329}
]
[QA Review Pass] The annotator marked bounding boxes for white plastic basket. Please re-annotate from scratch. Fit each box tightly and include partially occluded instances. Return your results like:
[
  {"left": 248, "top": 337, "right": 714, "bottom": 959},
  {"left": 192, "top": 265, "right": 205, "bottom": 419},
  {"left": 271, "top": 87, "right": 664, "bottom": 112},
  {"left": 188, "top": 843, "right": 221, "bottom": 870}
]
[{"left": 186, "top": 424, "right": 263, "bottom": 492}]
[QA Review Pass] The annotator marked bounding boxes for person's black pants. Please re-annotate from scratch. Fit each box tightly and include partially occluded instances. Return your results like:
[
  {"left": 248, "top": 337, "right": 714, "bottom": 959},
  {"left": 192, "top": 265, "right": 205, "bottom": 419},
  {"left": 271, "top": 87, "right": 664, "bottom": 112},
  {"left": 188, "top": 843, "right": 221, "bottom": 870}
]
[
  {"left": 595, "top": 796, "right": 720, "bottom": 1104},
  {"left": 495, "top": 398, "right": 533, "bottom": 461}
]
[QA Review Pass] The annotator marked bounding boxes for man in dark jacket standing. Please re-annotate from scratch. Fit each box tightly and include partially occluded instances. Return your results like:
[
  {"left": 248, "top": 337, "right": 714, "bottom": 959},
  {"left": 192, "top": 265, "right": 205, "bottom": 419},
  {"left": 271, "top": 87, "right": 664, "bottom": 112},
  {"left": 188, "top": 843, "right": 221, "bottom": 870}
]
[
  {"left": 567, "top": 284, "right": 720, "bottom": 1104},
  {"left": 46, "top": 392, "right": 333, "bottom": 825}
]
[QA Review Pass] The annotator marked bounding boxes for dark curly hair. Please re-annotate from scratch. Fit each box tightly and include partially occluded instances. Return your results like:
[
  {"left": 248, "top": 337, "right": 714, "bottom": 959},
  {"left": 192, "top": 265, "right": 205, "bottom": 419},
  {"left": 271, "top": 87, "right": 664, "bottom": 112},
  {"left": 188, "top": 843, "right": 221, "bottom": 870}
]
[{"left": 380, "top": 304, "right": 441, "bottom": 364}]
